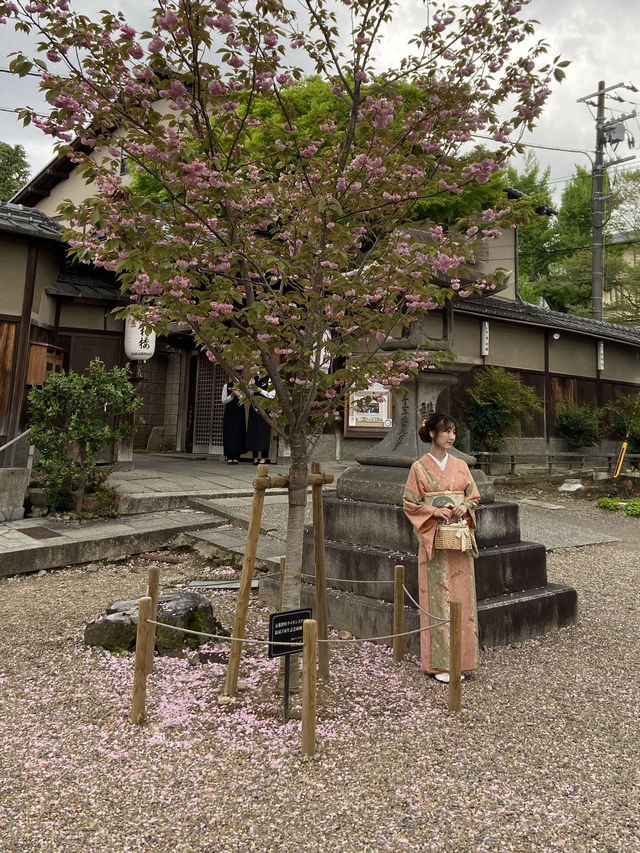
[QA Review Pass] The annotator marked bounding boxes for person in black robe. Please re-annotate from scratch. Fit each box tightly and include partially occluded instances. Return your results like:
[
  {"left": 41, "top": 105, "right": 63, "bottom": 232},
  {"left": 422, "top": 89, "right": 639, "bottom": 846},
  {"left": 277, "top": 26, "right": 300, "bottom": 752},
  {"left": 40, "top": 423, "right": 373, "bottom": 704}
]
[
  {"left": 246, "top": 375, "right": 275, "bottom": 464},
  {"left": 221, "top": 381, "right": 246, "bottom": 464}
]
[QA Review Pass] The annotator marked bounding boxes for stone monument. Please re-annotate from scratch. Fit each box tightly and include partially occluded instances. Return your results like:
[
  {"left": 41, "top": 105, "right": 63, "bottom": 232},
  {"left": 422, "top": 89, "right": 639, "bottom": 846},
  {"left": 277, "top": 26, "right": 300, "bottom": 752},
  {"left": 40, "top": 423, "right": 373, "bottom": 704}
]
[
  {"left": 261, "top": 368, "right": 577, "bottom": 654},
  {"left": 260, "top": 301, "right": 578, "bottom": 652}
]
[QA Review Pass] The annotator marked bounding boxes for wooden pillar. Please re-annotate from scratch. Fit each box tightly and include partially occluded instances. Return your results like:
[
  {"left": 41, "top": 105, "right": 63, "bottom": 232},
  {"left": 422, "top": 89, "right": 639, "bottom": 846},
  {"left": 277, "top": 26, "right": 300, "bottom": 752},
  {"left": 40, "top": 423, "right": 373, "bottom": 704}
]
[
  {"left": 146, "top": 566, "right": 160, "bottom": 674},
  {"left": 393, "top": 564, "right": 405, "bottom": 663},
  {"left": 448, "top": 600, "right": 462, "bottom": 713},
  {"left": 131, "top": 596, "right": 153, "bottom": 724},
  {"left": 301, "top": 619, "right": 317, "bottom": 757},
  {"left": 311, "top": 462, "right": 329, "bottom": 678}
]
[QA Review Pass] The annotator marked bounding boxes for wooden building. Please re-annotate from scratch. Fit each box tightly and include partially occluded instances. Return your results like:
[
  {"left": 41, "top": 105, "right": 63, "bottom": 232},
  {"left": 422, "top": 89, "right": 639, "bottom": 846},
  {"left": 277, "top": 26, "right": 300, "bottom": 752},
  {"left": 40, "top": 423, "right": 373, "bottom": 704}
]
[{"left": 8, "top": 149, "right": 640, "bottom": 461}]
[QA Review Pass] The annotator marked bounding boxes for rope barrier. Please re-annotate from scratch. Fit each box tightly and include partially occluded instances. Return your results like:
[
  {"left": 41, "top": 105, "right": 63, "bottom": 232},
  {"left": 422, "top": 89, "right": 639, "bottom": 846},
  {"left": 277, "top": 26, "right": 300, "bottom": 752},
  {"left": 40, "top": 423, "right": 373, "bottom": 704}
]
[
  {"left": 146, "top": 617, "right": 450, "bottom": 647},
  {"left": 299, "top": 573, "right": 449, "bottom": 624},
  {"left": 300, "top": 572, "right": 391, "bottom": 585},
  {"left": 402, "top": 584, "right": 446, "bottom": 623}
]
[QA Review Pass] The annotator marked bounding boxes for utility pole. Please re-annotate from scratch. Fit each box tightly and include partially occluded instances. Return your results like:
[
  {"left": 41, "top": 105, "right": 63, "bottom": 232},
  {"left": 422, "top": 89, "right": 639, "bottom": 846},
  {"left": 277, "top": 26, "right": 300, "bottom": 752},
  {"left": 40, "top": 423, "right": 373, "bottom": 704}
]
[
  {"left": 592, "top": 81, "right": 605, "bottom": 322},
  {"left": 578, "top": 82, "right": 636, "bottom": 322}
]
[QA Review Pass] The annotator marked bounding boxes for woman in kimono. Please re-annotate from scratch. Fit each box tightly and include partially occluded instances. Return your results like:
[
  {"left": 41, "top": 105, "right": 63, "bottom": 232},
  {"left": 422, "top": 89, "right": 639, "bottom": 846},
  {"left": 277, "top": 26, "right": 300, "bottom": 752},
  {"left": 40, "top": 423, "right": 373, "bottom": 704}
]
[
  {"left": 246, "top": 374, "right": 276, "bottom": 464},
  {"left": 403, "top": 411, "right": 480, "bottom": 681},
  {"left": 221, "top": 380, "right": 246, "bottom": 464}
]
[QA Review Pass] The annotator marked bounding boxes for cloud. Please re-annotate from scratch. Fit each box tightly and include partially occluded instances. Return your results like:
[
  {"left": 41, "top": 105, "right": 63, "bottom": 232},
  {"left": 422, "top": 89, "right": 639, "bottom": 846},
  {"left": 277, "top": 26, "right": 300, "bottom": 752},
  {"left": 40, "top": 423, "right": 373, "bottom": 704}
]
[
  {"left": 513, "top": 0, "right": 640, "bottom": 199},
  {"left": 1, "top": 0, "right": 638, "bottom": 198}
]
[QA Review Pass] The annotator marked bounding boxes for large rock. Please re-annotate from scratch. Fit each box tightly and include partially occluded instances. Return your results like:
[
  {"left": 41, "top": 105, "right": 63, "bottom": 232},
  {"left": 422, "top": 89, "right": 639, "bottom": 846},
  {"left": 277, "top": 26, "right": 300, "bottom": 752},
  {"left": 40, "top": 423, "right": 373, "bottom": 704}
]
[{"left": 84, "top": 591, "right": 229, "bottom": 653}]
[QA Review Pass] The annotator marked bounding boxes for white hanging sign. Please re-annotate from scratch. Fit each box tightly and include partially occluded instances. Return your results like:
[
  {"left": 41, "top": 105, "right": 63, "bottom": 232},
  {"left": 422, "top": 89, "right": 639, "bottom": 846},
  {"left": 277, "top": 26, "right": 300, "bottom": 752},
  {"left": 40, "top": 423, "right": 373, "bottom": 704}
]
[{"left": 124, "top": 316, "right": 156, "bottom": 361}]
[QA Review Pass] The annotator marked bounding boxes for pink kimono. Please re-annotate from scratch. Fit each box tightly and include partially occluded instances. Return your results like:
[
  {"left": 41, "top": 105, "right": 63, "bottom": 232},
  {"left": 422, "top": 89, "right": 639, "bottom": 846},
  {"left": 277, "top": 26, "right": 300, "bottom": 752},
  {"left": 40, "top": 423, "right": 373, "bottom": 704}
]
[{"left": 403, "top": 453, "right": 481, "bottom": 674}]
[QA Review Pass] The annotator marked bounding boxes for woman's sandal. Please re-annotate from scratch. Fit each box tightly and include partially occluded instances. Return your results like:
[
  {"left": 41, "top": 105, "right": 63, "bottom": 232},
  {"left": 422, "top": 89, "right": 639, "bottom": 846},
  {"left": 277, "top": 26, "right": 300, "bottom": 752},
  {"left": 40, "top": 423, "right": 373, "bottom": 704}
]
[{"left": 434, "top": 672, "right": 465, "bottom": 684}]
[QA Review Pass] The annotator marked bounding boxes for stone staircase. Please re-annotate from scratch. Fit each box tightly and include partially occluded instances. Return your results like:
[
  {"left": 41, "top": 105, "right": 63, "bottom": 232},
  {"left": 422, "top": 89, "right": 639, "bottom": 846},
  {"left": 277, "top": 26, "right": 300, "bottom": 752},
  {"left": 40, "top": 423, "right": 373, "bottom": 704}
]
[{"left": 260, "top": 495, "right": 577, "bottom": 655}]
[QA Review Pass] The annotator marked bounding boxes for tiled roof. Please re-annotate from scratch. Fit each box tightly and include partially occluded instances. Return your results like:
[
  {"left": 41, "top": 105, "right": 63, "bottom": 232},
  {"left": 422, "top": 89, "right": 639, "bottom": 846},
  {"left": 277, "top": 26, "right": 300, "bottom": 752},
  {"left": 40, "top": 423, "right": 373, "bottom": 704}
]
[
  {"left": 455, "top": 296, "right": 640, "bottom": 345},
  {"left": 47, "top": 266, "right": 125, "bottom": 303},
  {"left": 0, "top": 202, "right": 62, "bottom": 242}
]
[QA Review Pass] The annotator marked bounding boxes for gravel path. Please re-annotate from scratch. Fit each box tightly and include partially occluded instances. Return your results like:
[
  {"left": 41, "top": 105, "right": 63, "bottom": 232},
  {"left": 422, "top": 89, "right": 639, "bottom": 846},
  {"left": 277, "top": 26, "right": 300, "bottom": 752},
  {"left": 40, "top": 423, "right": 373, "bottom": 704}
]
[{"left": 0, "top": 499, "right": 639, "bottom": 852}]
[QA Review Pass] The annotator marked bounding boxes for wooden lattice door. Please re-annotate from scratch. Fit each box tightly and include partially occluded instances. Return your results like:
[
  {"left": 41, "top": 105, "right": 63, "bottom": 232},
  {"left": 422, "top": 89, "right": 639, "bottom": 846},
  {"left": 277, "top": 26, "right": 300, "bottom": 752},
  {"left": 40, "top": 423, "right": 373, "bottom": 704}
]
[{"left": 192, "top": 354, "right": 225, "bottom": 454}]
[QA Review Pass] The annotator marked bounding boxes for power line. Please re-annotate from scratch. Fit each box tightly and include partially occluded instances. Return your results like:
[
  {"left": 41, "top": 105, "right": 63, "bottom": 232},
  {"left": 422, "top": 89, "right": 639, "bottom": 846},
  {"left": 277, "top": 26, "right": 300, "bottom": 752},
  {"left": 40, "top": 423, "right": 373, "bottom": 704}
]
[{"left": 472, "top": 133, "right": 593, "bottom": 161}]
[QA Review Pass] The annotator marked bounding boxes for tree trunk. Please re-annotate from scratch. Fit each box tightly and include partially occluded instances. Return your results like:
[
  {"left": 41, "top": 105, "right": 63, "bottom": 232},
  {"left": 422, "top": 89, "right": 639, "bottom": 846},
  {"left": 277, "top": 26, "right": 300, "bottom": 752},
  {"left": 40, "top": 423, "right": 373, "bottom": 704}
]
[
  {"left": 281, "top": 433, "right": 309, "bottom": 612},
  {"left": 276, "top": 433, "right": 309, "bottom": 692}
]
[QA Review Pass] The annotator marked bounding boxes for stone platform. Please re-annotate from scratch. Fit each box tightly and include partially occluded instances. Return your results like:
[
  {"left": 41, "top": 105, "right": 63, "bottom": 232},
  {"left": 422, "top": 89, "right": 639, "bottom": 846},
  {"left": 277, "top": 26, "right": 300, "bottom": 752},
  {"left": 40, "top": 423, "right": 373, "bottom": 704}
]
[{"left": 259, "top": 495, "right": 578, "bottom": 654}]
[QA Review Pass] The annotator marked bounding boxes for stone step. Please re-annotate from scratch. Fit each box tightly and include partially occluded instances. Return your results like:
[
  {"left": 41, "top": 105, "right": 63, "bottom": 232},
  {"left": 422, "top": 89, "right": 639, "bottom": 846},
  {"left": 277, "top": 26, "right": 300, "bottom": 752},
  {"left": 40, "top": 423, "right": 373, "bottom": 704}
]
[
  {"left": 258, "top": 574, "right": 577, "bottom": 654},
  {"left": 321, "top": 497, "right": 522, "bottom": 553},
  {"left": 0, "top": 511, "right": 226, "bottom": 577},
  {"left": 302, "top": 537, "right": 547, "bottom": 601},
  {"left": 475, "top": 541, "right": 547, "bottom": 599}
]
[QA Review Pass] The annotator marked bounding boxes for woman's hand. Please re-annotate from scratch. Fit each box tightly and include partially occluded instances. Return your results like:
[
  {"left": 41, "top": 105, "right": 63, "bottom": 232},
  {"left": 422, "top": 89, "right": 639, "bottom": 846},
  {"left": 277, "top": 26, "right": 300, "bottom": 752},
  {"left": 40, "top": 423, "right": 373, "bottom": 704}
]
[
  {"left": 450, "top": 504, "right": 467, "bottom": 520},
  {"left": 433, "top": 507, "right": 452, "bottom": 521}
]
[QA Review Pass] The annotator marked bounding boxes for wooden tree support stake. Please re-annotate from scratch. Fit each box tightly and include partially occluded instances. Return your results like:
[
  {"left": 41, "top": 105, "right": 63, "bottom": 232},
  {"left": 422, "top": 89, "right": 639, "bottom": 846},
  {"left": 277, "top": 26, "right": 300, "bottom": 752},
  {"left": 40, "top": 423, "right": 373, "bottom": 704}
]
[
  {"left": 224, "top": 464, "right": 268, "bottom": 698},
  {"left": 393, "top": 564, "right": 405, "bottom": 663},
  {"left": 448, "top": 600, "right": 462, "bottom": 713},
  {"left": 131, "top": 596, "right": 152, "bottom": 724},
  {"left": 301, "top": 618, "right": 317, "bottom": 757},
  {"left": 146, "top": 566, "right": 160, "bottom": 674}
]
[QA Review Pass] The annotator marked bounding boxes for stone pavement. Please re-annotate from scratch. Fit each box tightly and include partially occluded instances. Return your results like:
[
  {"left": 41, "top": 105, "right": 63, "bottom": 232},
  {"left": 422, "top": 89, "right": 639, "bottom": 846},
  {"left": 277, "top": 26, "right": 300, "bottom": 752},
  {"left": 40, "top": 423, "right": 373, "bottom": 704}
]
[
  {"left": 0, "top": 453, "right": 621, "bottom": 577},
  {"left": 0, "top": 454, "right": 351, "bottom": 577}
]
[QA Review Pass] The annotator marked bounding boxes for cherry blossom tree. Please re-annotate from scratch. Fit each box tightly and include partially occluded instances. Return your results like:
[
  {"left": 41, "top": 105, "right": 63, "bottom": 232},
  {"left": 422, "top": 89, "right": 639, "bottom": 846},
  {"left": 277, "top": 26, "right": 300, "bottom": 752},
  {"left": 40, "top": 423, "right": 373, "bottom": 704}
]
[{"left": 1, "top": 0, "right": 565, "bottom": 608}]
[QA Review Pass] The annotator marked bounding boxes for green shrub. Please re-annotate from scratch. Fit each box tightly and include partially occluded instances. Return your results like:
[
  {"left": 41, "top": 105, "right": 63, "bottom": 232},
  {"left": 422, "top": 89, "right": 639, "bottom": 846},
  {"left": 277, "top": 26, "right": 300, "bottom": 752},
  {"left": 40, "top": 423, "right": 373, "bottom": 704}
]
[
  {"left": 94, "top": 485, "right": 121, "bottom": 519},
  {"left": 466, "top": 367, "right": 543, "bottom": 453},
  {"left": 600, "top": 394, "right": 640, "bottom": 451},
  {"left": 623, "top": 499, "right": 640, "bottom": 517},
  {"left": 596, "top": 497, "right": 622, "bottom": 511},
  {"left": 555, "top": 401, "right": 600, "bottom": 450},
  {"left": 28, "top": 359, "right": 142, "bottom": 514}
]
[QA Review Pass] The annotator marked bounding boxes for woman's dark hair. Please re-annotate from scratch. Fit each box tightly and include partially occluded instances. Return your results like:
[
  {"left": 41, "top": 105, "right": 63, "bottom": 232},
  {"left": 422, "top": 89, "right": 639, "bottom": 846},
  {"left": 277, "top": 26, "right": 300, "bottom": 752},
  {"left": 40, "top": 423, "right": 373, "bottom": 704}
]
[{"left": 418, "top": 411, "right": 457, "bottom": 444}]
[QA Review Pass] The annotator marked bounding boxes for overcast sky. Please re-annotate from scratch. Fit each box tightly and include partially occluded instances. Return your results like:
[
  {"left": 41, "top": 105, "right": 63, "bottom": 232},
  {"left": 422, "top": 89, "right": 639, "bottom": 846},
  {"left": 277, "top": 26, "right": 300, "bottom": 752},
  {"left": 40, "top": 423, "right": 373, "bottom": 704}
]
[{"left": 1, "top": 0, "right": 639, "bottom": 202}]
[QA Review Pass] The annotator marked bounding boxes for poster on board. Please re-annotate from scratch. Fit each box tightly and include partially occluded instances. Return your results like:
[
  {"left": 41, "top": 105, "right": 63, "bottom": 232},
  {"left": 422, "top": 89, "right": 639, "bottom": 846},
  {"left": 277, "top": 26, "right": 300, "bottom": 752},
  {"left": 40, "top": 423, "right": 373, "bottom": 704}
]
[{"left": 344, "top": 381, "right": 393, "bottom": 437}]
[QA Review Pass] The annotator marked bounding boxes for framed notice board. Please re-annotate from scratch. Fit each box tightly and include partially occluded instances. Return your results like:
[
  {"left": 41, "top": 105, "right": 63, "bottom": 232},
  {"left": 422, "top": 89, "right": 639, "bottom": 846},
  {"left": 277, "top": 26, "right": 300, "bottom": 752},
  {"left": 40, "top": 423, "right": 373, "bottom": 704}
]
[{"left": 344, "top": 381, "right": 393, "bottom": 438}]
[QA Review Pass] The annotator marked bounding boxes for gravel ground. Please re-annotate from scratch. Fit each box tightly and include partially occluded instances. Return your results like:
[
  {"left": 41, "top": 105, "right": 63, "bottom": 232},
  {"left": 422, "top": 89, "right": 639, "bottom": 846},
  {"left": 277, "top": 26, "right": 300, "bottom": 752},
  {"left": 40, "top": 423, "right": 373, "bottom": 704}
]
[{"left": 1, "top": 497, "right": 639, "bottom": 853}]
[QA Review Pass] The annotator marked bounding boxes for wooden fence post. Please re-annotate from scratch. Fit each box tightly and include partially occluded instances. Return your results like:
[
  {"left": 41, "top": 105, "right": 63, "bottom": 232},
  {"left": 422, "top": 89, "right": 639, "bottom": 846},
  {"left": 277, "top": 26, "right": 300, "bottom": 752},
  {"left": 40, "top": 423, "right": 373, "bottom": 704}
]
[
  {"left": 301, "top": 618, "right": 317, "bottom": 757},
  {"left": 311, "top": 462, "right": 329, "bottom": 678},
  {"left": 224, "top": 464, "right": 268, "bottom": 698},
  {"left": 278, "top": 556, "right": 286, "bottom": 610},
  {"left": 448, "top": 600, "right": 462, "bottom": 713},
  {"left": 393, "top": 564, "right": 405, "bottom": 663},
  {"left": 131, "top": 596, "right": 152, "bottom": 724},
  {"left": 146, "top": 566, "right": 160, "bottom": 674}
]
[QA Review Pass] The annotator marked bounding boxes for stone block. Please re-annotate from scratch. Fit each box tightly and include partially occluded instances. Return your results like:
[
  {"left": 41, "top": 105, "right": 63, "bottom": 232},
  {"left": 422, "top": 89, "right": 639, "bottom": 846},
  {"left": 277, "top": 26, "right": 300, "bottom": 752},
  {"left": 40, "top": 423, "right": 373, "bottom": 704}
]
[
  {"left": 303, "top": 537, "right": 546, "bottom": 602},
  {"left": 0, "top": 468, "right": 29, "bottom": 518},
  {"left": 146, "top": 426, "right": 164, "bottom": 452},
  {"left": 558, "top": 479, "right": 585, "bottom": 496},
  {"left": 474, "top": 542, "right": 547, "bottom": 599},
  {"left": 320, "top": 497, "right": 521, "bottom": 553},
  {"left": 258, "top": 576, "right": 578, "bottom": 655}
]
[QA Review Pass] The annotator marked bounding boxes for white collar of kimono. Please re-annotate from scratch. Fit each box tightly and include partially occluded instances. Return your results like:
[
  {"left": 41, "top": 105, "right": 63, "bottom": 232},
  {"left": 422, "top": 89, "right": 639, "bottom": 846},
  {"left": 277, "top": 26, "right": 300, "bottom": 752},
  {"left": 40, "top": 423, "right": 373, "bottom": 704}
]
[{"left": 428, "top": 452, "right": 449, "bottom": 471}]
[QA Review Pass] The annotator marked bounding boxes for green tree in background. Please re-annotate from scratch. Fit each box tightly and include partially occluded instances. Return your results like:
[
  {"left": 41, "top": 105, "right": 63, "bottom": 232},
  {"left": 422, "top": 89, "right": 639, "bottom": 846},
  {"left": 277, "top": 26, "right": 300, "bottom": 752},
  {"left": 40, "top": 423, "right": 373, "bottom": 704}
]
[
  {"left": 605, "top": 168, "right": 640, "bottom": 326},
  {"left": 132, "top": 76, "right": 510, "bottom": 227},
  {"left": 0, "top": 141, "right": 30, "bottom": 200},
  {"left": 519, "top": 165, "right": 625, "bottom": 315},
  {"left": 506, "top": 152, "right": 555, "bottom": 284}
]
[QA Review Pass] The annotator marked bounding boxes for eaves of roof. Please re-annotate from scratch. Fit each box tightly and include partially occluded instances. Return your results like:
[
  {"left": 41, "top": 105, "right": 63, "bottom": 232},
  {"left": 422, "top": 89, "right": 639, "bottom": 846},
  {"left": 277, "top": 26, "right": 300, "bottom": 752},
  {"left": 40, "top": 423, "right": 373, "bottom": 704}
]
[
  {"left": 0, "top": 202, "right": 62, "bottom": 243},
  {"left": 47, "top": 269, "right": 126, "bottom": 304},
  {"left": 454, "top": 296, "right": 640, "bottom": 346},
  {"left": 11, "top": 138, "right": 91, "bottom": 208}
]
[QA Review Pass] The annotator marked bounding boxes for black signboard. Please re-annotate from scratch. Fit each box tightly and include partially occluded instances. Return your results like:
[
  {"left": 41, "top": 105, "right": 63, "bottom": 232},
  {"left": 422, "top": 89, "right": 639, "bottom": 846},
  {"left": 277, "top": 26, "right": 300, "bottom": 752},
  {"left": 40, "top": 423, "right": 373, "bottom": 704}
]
[{"left": 268, "top": 608, "right": 312, "bottom": 658}]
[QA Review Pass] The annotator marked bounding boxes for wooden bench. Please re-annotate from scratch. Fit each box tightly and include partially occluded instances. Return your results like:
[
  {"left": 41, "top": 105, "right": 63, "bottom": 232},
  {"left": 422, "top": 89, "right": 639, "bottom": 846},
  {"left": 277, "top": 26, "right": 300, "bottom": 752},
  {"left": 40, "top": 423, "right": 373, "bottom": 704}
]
[{"left": 473, "top": 451, "right": 640, "bottom": 476}]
